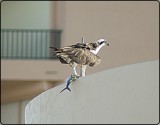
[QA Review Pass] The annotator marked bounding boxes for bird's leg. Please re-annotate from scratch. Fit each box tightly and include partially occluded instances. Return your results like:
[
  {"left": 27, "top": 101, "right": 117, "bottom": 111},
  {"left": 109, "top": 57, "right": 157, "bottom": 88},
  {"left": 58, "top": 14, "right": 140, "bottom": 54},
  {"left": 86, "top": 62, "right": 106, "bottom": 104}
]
[
  {"left": 73, "top": 67, "right": 79, "bottom": 76},
  {"left": 70, "top": 62, "right": 79, "bottom": 76},
  {"left": 80, "top": 65, "right": 87, "bottom": 77}
]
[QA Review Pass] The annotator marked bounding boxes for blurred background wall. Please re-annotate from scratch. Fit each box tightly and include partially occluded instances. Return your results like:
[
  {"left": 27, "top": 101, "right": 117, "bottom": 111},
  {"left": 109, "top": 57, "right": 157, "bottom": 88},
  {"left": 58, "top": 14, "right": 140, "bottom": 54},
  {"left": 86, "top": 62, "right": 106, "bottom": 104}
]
[{"left": 1, "top": 1, "right": 159, "bottom": 124}]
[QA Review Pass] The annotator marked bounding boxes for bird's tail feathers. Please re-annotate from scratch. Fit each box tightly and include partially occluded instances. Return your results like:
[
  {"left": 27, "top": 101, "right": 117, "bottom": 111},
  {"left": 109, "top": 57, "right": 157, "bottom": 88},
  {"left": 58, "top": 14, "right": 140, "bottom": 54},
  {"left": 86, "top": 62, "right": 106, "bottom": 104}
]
[
  {"left": 49, "top": 46, "right": 57, "bottom": 50},
  {"left": 50, "top": 47, "right": 64, "bottom": 53}
]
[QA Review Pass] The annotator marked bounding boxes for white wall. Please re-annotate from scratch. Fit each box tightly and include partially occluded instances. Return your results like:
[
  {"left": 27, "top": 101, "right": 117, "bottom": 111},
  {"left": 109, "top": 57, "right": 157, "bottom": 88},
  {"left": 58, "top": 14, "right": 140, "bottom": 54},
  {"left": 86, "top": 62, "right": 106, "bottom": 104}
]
[
  {"left": 25, "top": 60, "right": 159, "bottom": 124},
  {"left": 1, "top": 1, "right": 53, "bottom": 29}
]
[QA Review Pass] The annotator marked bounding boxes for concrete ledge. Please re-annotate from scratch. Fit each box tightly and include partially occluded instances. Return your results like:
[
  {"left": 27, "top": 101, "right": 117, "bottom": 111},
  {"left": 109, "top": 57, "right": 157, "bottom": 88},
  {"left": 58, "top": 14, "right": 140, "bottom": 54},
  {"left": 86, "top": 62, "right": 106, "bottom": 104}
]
[{"left": 25, "top": 60, "right": 159, "bottom": 124}]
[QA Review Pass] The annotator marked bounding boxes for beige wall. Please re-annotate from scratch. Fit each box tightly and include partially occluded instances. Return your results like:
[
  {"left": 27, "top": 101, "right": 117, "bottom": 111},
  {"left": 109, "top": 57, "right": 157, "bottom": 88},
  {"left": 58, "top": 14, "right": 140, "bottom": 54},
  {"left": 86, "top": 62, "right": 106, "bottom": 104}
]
[
  {"left": 1, "top": 60, "right": 71, "bottom": 81},
  {"left": 57, "top": 1, "right": 159, "bottom": 75},
  {"left": 1, "top": 1, "right": 159, "bottom": 80}
]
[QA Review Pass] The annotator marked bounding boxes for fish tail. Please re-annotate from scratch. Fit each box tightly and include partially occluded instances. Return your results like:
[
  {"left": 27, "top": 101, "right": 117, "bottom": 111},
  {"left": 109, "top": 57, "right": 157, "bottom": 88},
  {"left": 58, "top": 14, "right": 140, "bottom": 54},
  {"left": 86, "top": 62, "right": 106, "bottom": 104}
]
[
  {"left": 67, "top": 87, "right": 71, "bottom": 92},
  {"left": 60, "top": 87, "right": 71, "bottom": 93}
]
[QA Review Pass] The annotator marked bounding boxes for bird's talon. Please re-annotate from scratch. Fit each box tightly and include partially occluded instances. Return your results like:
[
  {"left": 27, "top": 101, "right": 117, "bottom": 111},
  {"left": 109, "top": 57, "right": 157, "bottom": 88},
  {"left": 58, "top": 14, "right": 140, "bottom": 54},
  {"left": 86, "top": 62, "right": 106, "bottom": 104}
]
[{"left": 71, "top": 74, "right": 80, "bottom": 81}]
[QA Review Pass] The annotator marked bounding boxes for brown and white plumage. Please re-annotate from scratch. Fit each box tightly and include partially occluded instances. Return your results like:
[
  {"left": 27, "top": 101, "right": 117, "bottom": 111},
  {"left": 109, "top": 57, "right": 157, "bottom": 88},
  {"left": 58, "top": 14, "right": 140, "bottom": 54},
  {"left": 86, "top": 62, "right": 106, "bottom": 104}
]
[{"left": 50, "top": 39, "right": 109, "bottom": 76}]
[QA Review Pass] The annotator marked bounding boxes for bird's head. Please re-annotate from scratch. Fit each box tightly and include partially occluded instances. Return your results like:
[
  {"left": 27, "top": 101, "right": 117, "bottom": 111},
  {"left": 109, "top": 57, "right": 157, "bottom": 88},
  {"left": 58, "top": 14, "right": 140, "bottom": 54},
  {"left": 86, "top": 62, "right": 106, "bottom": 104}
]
[
  {"left": 97, "top": 39, "right": 110, "bottom": 47},
  {"left": 90, "top": 39, "right": 110, "bottom": 55}
]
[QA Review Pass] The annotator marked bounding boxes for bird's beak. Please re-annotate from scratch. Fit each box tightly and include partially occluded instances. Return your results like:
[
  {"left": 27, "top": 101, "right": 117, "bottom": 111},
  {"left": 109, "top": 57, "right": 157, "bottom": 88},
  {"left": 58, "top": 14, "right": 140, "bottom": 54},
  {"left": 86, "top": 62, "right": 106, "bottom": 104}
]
[{"left": 104, "top": 41, "right": 110, "bottom": 46}]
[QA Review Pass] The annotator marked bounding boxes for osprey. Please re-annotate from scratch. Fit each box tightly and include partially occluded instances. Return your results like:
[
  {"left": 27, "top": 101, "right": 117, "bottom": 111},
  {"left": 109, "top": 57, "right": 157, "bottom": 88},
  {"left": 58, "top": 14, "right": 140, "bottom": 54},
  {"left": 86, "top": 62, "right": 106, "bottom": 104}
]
[{"left": 50, "top": 39, "right": 110, "bottom": 77}]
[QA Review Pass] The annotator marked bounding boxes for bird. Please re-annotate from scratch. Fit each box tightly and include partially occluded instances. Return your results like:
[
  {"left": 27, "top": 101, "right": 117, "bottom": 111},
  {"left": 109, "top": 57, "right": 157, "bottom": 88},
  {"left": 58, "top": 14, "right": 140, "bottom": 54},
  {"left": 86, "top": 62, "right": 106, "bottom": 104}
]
[{"left": 50, "top": 39, "right": 110, "bottom": 77}]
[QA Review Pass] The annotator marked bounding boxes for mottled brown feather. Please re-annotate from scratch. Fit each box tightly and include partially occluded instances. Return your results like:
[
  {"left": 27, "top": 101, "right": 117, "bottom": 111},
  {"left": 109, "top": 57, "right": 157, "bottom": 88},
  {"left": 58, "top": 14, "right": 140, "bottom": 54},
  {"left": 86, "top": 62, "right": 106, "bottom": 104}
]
[{"left": 54, "top": 47, "right": 101, "bottom": 66}]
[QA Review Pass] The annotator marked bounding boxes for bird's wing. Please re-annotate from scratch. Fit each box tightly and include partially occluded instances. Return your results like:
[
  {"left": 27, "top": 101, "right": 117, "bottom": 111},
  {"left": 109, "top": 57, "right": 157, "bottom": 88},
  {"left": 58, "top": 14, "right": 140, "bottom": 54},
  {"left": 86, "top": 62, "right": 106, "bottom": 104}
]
[
  {"left": 49, "top": 43, "right": 101, "bottom": 66},
  {"left": 63, "top": 48, "right": 101, "bottom": 66},
  {"left": 72, "top": 42, "right": 99, "bottom": 51},
  {"left": 50, "top": 42, "right": 95, "bottom": 53},
  {"left": 70, "top": 43, "right": 92, "bottom": 50}
]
